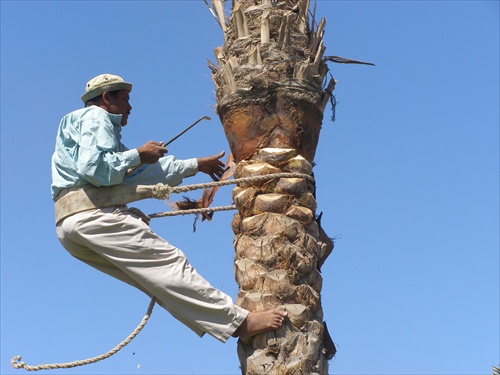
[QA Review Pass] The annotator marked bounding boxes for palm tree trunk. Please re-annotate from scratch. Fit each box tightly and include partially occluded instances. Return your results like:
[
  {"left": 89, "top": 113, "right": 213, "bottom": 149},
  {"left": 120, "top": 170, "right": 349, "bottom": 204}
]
[{"left": 208, "top": 1, "right": 335, "bottom": 373}]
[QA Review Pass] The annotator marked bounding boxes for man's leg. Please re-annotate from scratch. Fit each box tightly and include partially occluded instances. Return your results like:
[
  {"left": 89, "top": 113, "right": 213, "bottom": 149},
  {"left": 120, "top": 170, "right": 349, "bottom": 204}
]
[{"left": 57, "top": 206, "right": 247, "bottom": 342}]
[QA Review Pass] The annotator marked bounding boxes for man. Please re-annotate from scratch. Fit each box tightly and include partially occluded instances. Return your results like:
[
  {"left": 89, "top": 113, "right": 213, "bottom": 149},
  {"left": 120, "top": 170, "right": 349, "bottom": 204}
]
[{"left": 51, "top": 74, "right": 286, "bottom": 343}]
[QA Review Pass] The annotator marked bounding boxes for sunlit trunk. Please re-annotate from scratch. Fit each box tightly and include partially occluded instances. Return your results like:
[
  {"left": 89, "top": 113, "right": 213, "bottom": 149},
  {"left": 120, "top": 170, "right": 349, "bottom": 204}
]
[{"left": 209, "top": 1, "right": 335, "bottom": 372}]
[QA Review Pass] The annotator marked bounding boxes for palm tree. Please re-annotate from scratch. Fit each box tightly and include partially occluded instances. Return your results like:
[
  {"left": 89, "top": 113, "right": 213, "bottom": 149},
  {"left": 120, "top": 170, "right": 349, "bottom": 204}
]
[{"left": 207, "top": 0, "right": 338, "bottom": 372}]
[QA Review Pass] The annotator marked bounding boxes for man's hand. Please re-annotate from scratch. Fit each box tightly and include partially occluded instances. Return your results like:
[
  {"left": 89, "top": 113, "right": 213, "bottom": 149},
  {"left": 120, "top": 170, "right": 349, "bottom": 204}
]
[
  {"left": 197, "top": 151, "right": 226, "bottom": 181},
  {"left": 137, "top": 141, "right": 167, "bottom": 164}
]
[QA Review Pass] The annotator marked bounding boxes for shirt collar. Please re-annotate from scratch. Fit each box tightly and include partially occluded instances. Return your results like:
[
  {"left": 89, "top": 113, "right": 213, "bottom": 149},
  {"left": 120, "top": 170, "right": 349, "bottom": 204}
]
[
  {"left": 91, "top": 105, "right": 123, "bottom": 125},
  {"left": 107, "top": 112, "right": 123, "bottom": 126}
]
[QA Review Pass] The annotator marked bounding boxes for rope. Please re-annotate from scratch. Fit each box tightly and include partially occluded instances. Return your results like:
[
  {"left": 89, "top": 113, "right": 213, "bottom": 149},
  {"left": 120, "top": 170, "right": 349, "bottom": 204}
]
[
  {"left": 150, "top": 172, "right": 314, "bottom": 200},
  {"left": 149, "top": 205, "right": 236, "bottom": 219},
  {"left": 11, "top": 298, "right": 156, "bottom": 371},
  {"left": 148, "top": 172, "right": 313, "bottom": 219}
]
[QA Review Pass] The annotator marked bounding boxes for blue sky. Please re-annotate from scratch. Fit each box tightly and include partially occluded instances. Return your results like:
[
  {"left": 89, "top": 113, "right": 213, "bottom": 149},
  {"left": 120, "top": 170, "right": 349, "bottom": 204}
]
[{"left": 1, "top": 1, "right": 498, "bottom": 374}]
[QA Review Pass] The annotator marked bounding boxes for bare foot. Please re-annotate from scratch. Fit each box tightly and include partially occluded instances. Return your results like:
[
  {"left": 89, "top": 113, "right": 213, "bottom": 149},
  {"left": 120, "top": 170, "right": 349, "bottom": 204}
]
[{"left": 234, "top": 310, "right": 287, "bottom": 339}]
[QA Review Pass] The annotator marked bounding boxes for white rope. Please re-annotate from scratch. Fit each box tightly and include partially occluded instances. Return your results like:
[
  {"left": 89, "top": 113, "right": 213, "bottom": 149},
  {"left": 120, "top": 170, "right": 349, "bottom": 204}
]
[
  {"left": 150, "top": 172, "right": 314, "bottom": 200},
  {"left": 149, "top": 205, "right": 236, "bottom": 219},
  {"left": 11, "top": 298, "right": 156, "bottom": 371},
  {"left": 149, "top": 172, "right": 313, "bottom": 218}
]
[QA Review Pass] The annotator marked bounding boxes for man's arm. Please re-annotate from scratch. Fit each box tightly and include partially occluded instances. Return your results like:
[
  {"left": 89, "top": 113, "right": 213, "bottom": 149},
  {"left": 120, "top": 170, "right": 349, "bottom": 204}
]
[
  {"left": 77, "top": 109, "right": 168, "bottom": 187},
  {"left": 76, "top": 110, "right": 140, "bottom": 186},
  {"left": 123, "top": 151, "right": 226, "bottom": 187}
]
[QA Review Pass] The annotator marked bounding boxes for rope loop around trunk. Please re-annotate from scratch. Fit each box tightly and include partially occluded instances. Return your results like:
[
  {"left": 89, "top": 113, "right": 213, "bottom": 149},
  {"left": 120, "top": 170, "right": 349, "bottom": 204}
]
[
  {"left": 148, "top": 172, "right": 314, "bottom": 217},
  {"left": 151, "top": 172, "right": 314, "bottom": 200}
]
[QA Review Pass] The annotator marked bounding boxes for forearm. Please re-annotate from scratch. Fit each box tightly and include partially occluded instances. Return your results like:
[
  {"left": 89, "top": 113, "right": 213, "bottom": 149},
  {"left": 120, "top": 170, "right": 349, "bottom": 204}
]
[{"left": 123, "top": 156, "right": 198, "bottom": 187}]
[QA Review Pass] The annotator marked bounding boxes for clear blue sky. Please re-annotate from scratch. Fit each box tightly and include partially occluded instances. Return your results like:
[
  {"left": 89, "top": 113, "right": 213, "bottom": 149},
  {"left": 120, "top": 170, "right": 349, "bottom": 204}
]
[{"left": 1, "top": 1, "right": 498, "bottom": 374}]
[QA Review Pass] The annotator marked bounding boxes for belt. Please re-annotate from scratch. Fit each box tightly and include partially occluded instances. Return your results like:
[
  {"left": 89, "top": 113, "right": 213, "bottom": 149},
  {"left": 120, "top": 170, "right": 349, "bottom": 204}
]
[{"left": 54, "top": 184, "right": 155, "bottom": 224}]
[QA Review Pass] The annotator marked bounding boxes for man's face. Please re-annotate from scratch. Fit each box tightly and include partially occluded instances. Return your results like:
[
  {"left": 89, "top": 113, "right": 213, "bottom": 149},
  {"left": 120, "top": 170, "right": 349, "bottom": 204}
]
[{"left": 104, "top": 90, "right": 132, "bottom": 126}]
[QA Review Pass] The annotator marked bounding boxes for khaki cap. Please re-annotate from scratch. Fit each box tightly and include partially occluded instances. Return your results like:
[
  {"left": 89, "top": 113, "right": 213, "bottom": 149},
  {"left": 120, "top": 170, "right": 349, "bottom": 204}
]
[{"left": 81, "top": 74, "right": 132, "bottom": 103}]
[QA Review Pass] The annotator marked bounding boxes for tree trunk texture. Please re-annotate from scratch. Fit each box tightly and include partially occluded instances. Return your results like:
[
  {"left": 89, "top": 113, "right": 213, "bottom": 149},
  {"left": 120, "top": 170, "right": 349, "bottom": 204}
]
[{"left": 208, "top": 1, "right": 336, "bottom": 373}]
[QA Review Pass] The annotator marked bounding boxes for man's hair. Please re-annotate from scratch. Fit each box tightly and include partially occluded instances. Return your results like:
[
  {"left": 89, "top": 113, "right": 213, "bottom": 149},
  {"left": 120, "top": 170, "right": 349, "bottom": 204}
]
[{"left": 85, "top": 90, "right": 121, "bottom": 107}]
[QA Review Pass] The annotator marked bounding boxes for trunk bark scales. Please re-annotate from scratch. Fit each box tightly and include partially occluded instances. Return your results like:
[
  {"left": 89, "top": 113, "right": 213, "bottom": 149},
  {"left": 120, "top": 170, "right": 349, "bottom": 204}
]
[{"left": 208, "top": 1, "right": 335, "bottom": 373}]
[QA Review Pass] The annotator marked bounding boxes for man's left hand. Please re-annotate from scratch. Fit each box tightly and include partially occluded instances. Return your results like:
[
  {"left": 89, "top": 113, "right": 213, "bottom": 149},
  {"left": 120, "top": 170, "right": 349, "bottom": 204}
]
[{"left": 197, "top": 151, "right": 226, "bottom": 181}]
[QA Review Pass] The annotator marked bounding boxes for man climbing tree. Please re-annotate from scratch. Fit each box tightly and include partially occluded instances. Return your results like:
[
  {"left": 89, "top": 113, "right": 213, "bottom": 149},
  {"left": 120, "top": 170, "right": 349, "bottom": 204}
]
[
  {"left": 51, "top": 73, "right": 287, "bottom": 344},
  {"left": 207, "top": 0, "right": 338, "bottom": 373}
]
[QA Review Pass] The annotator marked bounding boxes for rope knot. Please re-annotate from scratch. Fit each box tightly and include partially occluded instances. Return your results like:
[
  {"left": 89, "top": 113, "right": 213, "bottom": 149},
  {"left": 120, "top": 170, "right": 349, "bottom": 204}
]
[{"left": 151, "top": 183, "right": 174, "bottom": 200}]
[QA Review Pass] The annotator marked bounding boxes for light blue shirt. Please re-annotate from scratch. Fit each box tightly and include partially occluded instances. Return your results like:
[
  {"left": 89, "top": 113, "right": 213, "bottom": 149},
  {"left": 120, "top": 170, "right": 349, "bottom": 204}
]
[{"left": 51, "top": 106, "right": 198, "bottom": 200}]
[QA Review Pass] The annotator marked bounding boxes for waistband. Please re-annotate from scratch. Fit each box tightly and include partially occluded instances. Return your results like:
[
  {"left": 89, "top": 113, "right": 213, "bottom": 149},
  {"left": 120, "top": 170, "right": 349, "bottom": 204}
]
[{"left": 54, "top": 184, "right": 154, "bottom": 225}]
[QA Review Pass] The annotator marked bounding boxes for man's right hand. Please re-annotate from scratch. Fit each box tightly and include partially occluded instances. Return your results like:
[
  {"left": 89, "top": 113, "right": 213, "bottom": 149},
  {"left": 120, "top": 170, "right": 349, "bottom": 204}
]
[{"left": 137, "top": 141, "right": 168, "bottom": 164}]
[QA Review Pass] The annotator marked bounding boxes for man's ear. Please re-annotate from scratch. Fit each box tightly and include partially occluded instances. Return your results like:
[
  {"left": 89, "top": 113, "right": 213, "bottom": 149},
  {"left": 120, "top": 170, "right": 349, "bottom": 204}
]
[{"left": 102, "top": 91, "right": 110, "bottom": 105}]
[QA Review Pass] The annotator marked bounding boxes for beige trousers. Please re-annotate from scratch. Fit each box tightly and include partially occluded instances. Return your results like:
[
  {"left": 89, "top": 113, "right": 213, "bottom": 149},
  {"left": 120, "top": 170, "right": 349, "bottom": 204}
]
[{"left": 56, "top": 206, "right": 248, "bottom": 343}]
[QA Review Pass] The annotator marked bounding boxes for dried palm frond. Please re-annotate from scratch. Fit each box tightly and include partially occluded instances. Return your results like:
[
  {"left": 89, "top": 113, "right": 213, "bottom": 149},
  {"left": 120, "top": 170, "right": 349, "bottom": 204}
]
[{"left": 324, "top": 55, "right": 375, "bottom": 66}]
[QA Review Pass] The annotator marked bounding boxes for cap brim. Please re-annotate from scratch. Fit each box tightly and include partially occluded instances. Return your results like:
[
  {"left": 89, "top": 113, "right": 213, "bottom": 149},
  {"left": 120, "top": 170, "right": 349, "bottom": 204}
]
[{"left": 81, "top": 82, "right": 132, "bottom": 103}]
